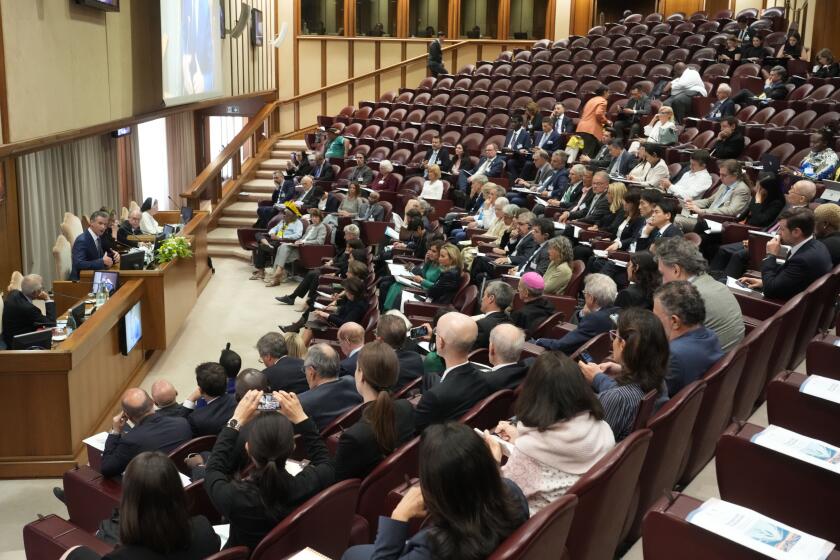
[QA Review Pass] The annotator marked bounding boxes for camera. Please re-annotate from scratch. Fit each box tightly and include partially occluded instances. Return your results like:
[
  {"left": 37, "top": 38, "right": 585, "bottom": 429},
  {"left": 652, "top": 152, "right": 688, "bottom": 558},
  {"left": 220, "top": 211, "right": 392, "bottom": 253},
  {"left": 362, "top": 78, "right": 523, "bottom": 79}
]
[{"left": 258, "top": 393, "right": 280, "bottom": 411}]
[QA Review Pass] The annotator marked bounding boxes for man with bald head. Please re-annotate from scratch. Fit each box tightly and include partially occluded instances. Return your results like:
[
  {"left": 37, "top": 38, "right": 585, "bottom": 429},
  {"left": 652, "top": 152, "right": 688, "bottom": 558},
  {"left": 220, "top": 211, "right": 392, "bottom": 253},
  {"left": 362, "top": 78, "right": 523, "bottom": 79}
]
[
  {"left": 2, "top": 273, "right": 55, "bottom": 348},
  {"left": 414, "top": 312, "right": 492, "bottom": 432},
  {"left": 482, "top": 324, "right": 528, "bottom": 391},
  {"left": 337, "top": 322, "right": 365, "bottom": 377},
  {"left": 151, "top": 379, "right": 181, "bottom": 416},
  {"left": 117, "top": 209, "right": 143, "bottom": 248},
  {"left": 100, "top": 388, "right": 192, "bottom": 477}
]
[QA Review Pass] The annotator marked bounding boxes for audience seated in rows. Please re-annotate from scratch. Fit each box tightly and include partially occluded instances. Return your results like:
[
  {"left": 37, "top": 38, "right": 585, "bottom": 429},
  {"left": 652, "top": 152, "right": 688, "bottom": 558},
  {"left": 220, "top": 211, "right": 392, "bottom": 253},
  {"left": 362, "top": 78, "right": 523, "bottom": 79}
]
[
  {"left": 173, "top": 362, "right": 238, "bottom": 437},
  {"left": 482, "top": 323, "right": 528, "bottom": 391},
  {"left": 1, "top": 274, "right": 55, "bottom": 348},
  {"left": 474, "top": 280, "right": 514, "bottom": 349},
  {"left": 510, "top": 272, "right": 556, "bottom": 338},
  {"left": 676, "top": 159, "right": 752, "bottom": 233},
  {"left": 298, "top": 343, "right": 363, "bottom": 430}
]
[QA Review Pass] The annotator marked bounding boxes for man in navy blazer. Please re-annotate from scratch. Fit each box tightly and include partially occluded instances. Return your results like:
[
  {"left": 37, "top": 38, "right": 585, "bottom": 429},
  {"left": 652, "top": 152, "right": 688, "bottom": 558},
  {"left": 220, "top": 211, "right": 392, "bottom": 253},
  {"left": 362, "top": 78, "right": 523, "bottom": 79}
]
[
  {"left": 704, "top": 84, "right": 736, "bottom": 121},
  {"left": 457, "top": 143, "right": 505, "bottom": 191},
  {"left": 482, "top": 324, "right": 528, "bottom": 391},
  {"left": 70, "top": 210, "right": 120, "bottom": 281},
  {"left": 415, "top": 313, "right": 491, "bottom": 432},
  {"left": 257, "top": 332, "right": 308, "bottom": 394},
  {"left": 100, "top": 388, "right": 192, "bottom": 478},
  {"left": 176, "top": 362, "right": 238, "bottom": 437},
  {"left": 337, "top": 322, "right": 365, "bottom": 377},
  {"left": 533, "top": 120, "right": 562, "bottom": 154},
  {"left": 423, "top": 135, "right": 451, "bottom": 174},
  {"left": 739, "top": 207, "right": 833, "bottom": 300},
  {"left": 605, "top": 141, "right": 637, "bottom": 177},
  {"left": 376, "top": 315, "right": 424, "bottom": 390},
  {"left": 298, "top": 344, "right": 363, "bottom": 430},
  {"left": 635, "top": 198, "right": 683, "bottom": 252},
  {"left": 536, "top": 274, "right": 618, "bottom": 355},
  {"left": 550, "top": 102, "right": 575, "bottom": 135},
  {"left": 1, "top": 274, "right": 56, "bottom": 348}
]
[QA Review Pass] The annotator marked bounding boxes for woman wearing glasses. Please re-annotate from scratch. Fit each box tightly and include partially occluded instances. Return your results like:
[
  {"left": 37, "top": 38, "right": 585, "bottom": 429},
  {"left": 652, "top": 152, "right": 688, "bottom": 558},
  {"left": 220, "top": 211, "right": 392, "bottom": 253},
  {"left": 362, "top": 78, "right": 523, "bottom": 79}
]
[{"left": 577, "top": 308, "right": 669, "bottom": 441}]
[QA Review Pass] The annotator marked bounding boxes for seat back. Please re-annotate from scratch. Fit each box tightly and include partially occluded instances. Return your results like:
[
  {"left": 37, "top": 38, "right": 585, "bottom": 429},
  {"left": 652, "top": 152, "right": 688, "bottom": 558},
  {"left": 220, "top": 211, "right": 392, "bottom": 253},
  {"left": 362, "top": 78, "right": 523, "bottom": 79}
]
[
  {"left": 763, "top": 292, "right": 807, "bottom": 386},
  {"left": 563, "top": 260, "right": 586, "bottom": 297},
  {"left": 565, "top": 429, "right": 653, "bottom": 560},
  {"left": 356, "top": 437, "right": 421, "bottom": 541},
  {"left": 459, "top": 389, "right": 516, "bottom": 431},
  {"left": 487, "top": 494, "right": 578, "bottom": 560},
  {"left": 24, "top": 514, "right": 114, "bottom": 560},
  {"left": 60, "top": 212, "right": 84, "bottom": 245},
  {"left": 716, "top": 422, "right": 840, "bottom": 544},
  {"left": 167, "top": 435, "right": 217, "bottom": 474},
  {"left": 767, "top": 370, "right": 840, "bottom": 448},
  {"left": 624, "top": 381, "right": 706, "bottom": 542},
  {"left": 320, "top": 401, "right": 366, "bottom": 438},
  {"left": 251, "top": 479, "right": 361, "bottom": 560},
  {"left": 817, "top": 263, "right": 840, "bottom": 332},
  {"left": 570, "top": 331, "right": 611, "bottom": 363},
  {"left": 730, "top": 314, "right": 782, "bottom": 421},
  {"left": 52, "top": 235, "right": 72, "bottom": 281},
  {"left": 678, "top": 343, "right": 747, "bottom": 485},
  {"left": 63, "top": 466, "right": 122, "bottom": 533},
  {"left": 206, "top": 547, "right": 251, "bottom": 560},
  {"left": 631, "top": 389, "right": 660, "bottom": 432},
  {"left": 788, "top": 272, "right": 832, "bottom": 369}
]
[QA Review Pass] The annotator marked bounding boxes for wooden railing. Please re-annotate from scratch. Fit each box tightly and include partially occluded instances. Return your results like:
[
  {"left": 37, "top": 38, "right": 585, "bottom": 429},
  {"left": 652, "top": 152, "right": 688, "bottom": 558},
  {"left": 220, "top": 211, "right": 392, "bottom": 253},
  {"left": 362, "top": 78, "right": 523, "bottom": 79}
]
[{"left": 179, "top": 39, "right": 534, "bottom": 221}]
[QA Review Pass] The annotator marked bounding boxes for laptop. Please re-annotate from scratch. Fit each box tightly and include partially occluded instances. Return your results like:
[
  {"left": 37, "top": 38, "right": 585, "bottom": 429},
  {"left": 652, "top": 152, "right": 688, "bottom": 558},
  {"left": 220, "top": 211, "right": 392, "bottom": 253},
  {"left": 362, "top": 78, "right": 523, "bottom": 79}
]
[
  {"left": 180, "top": 206, "right": 194, "bottom": 224},
  {"left": 821, "top": 180, "right": 840, "bottom": 203},
  {"left": 120, "top": 250, "right": 146, "bottom": 270},
  {"left": 12, "top": 330, "right": 53, "bottom": 350},
  {"left": 92, "top": 271, "right": 119, "bottom": 295}
]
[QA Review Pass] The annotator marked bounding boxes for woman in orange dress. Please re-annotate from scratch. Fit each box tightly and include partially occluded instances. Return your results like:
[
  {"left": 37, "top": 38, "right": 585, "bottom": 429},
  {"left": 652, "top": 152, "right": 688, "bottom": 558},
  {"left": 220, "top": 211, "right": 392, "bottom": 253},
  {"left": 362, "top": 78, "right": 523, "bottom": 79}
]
[{"left": 575, "top": 85, "right": 611, "bottom": 158}]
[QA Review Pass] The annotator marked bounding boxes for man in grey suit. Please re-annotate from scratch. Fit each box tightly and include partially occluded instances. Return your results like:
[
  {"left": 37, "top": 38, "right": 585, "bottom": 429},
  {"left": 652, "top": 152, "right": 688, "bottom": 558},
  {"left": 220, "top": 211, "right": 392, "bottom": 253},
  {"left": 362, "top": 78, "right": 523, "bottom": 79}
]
[
  {"left": 675, "top": 160, "right": 752, "bottom": 233},
  {"left": 347, "top": 154, "right": 374, "bottom": 185},
  {"left": 655, "top": 237, "right": 745, "bottom": 352},
  {"left": 612, "top": 86, "right": 651, "bottom": 141}
]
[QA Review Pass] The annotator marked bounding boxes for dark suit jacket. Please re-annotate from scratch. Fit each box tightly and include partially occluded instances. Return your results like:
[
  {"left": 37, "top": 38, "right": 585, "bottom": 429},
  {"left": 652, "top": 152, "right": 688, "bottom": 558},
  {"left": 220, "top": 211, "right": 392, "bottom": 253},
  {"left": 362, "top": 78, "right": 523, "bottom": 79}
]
[
  {"left": 101, "top": 414, "right": 192, "bottom": 477},
  {"left": 324, "top": 194, "right": 341, "bottom": 213},
  {"left": 333, "top": 399, "right": 416, "bottom": 481},
  {"left": 552, "top": 115, "right": 574, "bottom": 134},
  {"left": 548, "top": 169, "right": 571, "bottom": 199},
  {"left": 536, "top": 306, "right": 618, "bottom": 355},
  {"left": 468, "top": 156, "right": 505, "bottom": 178},
  {"left": 705, "top": 98, "right": 736, "bottom": 121},
  {"left": 508, "top": 232, "right": 538, "bottom": 266},
  {"left": 510, "top": 297, "right": 556, "bottom": 337},
  {"left": 427, "top": 268, "right": 462, "bottom": 304},
  {"left": 589, "top": 144, "right": 613, "bottom": 168},
  {"left": 298, "top": 376, "right": 363, "bottom": 431},
  {"left": 423, "top": 147, "right": 451, "bottom": 173},
  {"left": 620, "top": 94, "right": 652, "bottom": 122},
  {"left": 760, "top": 238, "right": 832, "bottom": 300},
  {"left": 615, "top": 283, "right": 653, "bottom": 310},
  {"left": 474, "top": 311, "right": 512, "bottom": 349},
  {"left": 263, "top": 356, "right": 308, "bottom": 394},
  {"left": 571, "top": 192, "right": 611, "bottom": 224},
  {"left": 311, "top": 162, "right": 335, "bottom": 181},
  {"left": 116, "top": 221, "right": 143, "bottom": 248},
  {"left": 763, "top": 81, "right": 788, "bottom": 101},
  {"left": 503, "top": 128, "right": 533, "bottom": 152},
  {"left": 2, "top": 290, "right": 56, "bottom": 347},
  {"left": 70, "top": 231, "right": 108, "bottom": 281},
  {"left": 339, "top": 348, "right": 361, "bottom": 377},
  {"left": 635, "top": 222, "right": 682, "bottom": 252},
  {"left": 395, "top": 349, "right": 424, "bottom": 389},
  {"left": 710, "top": 132, "right": 745, "bottom": 159},
  {"left": 66, "top": 517, "right": 220, "bottom": 560},
  {"left": 348, "top": 165, "right": 374, "bottom": 185},
  {"left": 558, "top": 181, "right": 585, "bottom": 208},
  {"left": 154, "top": 403, "right": 184, "bottom": 418},
  {"left": 608, "top": 150, "right": 637, "bottom": 176},
  {"left": 372, "top": 173, "right": 400, "bottom": 192},
  {"left": 327, "top": 298, "right": 368, "bottom": 327},
  {"left": 819, "top": 232, "right": 840, "bottom": 266},
  {"left": 533, "top": 130, "right": 562, "bottom": 153},
  {"left": 414, "top": 363, "right": 492, "bottom": 432},
  {"left": 518, "top": 242, "right": 551, "bottom": 275},
  {"left": 177, "top": 394, "right": 237, "bottom": 437},
  {"left": 618, "top": 216, "right": 648, "bottom": 250},
  {"left": 482, "top": 363, "right": 529, "bottom": 391}
]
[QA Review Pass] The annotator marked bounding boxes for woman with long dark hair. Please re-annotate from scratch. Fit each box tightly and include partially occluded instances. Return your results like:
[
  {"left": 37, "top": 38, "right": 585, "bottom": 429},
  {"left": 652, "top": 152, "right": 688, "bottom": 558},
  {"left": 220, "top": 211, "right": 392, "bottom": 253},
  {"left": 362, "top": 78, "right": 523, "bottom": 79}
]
[
  {"left": 66, "top": 452, "right": 220, "bottom": 559},
  {"left": 615, "top": 251, "right": 661, "bottom": 309},
  {"left": 204, "top": 389, "right": 334, "bottom": 551},
  {"left": 485, "top": 352, "right": 615, "bottom": 515},
  {"left": 578, "top": 308, "right": 669, "bottom": 440},
  {"left": 334, "top": 341, "right": 415, "bottom": 480},
  {"left": 342, "top": 422, "right": 529, "bottom": 560}
]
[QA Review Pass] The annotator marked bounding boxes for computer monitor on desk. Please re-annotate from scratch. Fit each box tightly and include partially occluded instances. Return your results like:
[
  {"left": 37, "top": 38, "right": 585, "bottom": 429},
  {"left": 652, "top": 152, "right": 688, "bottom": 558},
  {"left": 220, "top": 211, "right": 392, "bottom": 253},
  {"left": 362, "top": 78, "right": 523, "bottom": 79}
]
[
  {"left": 92, "top": 271, "right": 118, "bottom": 295},
  {"left": 12, "top": 330, "right": 53, "bottom": 350},
  {"left": 120, "top": 251, "right": 146, "bottom": 271}
]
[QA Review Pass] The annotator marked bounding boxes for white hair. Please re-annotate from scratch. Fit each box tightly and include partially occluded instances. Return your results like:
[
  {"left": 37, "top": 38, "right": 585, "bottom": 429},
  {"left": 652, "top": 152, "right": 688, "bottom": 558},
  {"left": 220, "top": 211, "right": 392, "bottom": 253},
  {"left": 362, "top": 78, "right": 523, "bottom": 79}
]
[
  {"left": 490, "top": 324, "right": 525, "bottom": 363},
  {"left": 379, "top": 160, "right": 394, "bottom": 173},
  {"left": 584, "top": 273, "right": 617, "bottom": 308}
]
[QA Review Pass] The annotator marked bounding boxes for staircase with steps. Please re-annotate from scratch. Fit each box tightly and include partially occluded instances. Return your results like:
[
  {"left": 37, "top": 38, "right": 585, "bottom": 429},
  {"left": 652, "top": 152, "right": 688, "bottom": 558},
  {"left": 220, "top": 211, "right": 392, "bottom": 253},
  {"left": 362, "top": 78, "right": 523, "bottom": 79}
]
[{"left": 207, "top": 138, "right": 307, "bottom": 260}]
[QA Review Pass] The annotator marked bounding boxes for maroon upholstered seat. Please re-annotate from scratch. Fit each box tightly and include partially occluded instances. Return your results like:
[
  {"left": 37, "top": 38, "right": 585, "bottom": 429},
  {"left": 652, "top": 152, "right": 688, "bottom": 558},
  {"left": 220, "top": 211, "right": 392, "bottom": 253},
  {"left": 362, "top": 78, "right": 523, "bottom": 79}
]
[
  {"left": 23, "top": 514, "right": 114, "bottom": 560},
  {"left": 767, "top": 370, "right": 840, "bottom": 448},
  {"left": 807, "top": 333, "right": 840, "bottom": 379},
  {"left": 63, "top": 466, "right": 122, "bottom": 533},
  {"left": 564, "top": 429, "right": 653, "bottom": 560},
  {"left": 730, "top": 314, "right": 782, "bottom": 421},
  {"left": 716, "top": 421, "right": 840, "bottom": 544},
  {"left": 487, "top": 494, "right": 578, "bottom": 560},
  {"left": 251, "top": 479, "right": 361, "bottom": 560},
  {"left": 459, "top": 389, "right": 516, "bottom": 431}
]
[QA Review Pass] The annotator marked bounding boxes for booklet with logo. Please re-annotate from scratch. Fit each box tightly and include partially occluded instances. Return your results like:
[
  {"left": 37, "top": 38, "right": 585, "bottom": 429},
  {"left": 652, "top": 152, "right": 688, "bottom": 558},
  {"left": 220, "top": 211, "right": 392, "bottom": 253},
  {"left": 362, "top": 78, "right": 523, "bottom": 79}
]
[{"left": 751, "top": 425, "right": 840, "bottom": 475}]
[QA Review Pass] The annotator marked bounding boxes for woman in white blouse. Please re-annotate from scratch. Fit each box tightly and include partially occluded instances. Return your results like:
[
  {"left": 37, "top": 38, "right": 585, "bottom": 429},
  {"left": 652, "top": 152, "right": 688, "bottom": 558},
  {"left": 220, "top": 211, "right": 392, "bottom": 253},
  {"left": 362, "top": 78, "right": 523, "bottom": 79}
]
[
  {"left": 628, "top": 143, "right": 670, "bottom": 188},
  {"left": 483, "top": 351, "right": 615, "bottom": 515},
  {"left": 139, "top": 198, "right": 162, "bottom": 234},
  {"left": 420, "top": 164, "right": 444, "bottom": 200},
  {"left": 635, "top": 105, "right": 678, "bottom": 146}
]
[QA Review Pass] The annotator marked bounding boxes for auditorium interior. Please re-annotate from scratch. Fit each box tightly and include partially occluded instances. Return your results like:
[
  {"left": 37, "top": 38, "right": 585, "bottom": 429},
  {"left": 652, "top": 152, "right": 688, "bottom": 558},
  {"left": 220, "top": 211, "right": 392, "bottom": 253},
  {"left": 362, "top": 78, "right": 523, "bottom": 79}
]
[{"left": 1, "top": 0, "right": 840, "bottom": 558}]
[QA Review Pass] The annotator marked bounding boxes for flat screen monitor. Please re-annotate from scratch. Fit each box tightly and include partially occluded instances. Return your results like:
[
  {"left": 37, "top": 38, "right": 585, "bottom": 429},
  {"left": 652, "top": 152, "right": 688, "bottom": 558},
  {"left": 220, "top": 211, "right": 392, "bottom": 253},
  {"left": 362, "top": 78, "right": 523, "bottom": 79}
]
[
  {"left": 121, "top": 251, "right": 145, "bottom": 271},
  {"left": 163, "top": 224, "right": 176, "bottom": 237},
  {"left": 180, "top": 206, "right": 194, "bottom": 224},
  {"left": 70, "top": 302, "right": 87, "bottom": 328},
  {"left": 119, "top": 301, "right": 142, "bottom": 355},
  {"left": 75, "top": 0, "right": 119, "bottom": 12},
  {"left": 251, "top": 8, "right": 263, "bottom": 46},
  {"left": 12, "top": 330, "right": 53, "bottom": 350},
  {"left": 92, "top": 271, "right": 119, "bottom": 295}
]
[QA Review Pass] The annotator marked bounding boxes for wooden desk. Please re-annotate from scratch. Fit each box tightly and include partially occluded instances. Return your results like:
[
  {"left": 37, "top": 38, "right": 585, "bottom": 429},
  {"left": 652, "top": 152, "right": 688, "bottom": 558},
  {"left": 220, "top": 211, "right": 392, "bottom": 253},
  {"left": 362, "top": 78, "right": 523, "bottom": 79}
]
[{"left": 0, "top": 212, "right": 210, "bottom": 478}]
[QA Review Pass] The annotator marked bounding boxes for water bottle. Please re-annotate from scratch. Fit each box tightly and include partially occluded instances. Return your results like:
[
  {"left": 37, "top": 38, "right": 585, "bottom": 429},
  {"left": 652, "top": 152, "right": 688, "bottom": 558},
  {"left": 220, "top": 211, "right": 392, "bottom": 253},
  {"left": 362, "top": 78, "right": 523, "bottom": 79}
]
[
  {"left": 95, "top": 283, "right": 107, "bottom": 308},
  {"left": 66, "top": 313, "right": 77, "bottom": 334}
]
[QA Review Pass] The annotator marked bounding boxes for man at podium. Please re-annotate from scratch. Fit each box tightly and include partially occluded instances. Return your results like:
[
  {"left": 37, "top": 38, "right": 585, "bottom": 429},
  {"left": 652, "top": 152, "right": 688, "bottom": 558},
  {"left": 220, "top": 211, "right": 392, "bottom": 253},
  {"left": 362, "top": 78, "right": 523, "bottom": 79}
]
[{"left": 70, "top": 210, "right": 121, "bottom": 280}]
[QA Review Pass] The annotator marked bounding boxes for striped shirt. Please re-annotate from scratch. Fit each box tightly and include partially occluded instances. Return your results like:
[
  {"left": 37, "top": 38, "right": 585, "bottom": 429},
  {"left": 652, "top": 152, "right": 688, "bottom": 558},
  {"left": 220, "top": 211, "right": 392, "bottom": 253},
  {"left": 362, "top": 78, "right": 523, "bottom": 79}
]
[{"left": 592, "top": 373, "right": 644, "bottom": 441}]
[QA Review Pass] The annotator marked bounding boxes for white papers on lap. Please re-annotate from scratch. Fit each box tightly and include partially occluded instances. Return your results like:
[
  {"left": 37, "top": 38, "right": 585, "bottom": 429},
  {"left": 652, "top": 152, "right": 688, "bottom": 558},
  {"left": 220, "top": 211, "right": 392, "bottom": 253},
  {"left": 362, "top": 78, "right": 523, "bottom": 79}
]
[
  {"left": 313, "top": 302, "right": 327, "bottom": 310},
  {"left": 533, "top": 197, "right": 547, "bottom": 206},
  {"left": 416, "top": 341, "right": 431, "bottom": 352},
  {"left": 608, "top": 259, "right": 628, "bottom": 268},
  {"left": 553, "top": 221, "right": 566, "bottom": 230},
  {"left": 213, "top": 524, "right": 231, "bottom": 549},
  {"left": 458, "top": 240, "right": 472, "bottom": 246},
  {"left": 573, "top": 226, "right": 581, "bottom": 238},
  {"left": 396, "top": 276, "right": 421, "bottom": 288},
  {"left": 593, "top": 249, "right": 609, "bottom": 258},
  {"left": 751, "top": 230, "right": 776, "bottom": 238},
  {"left": 687, "top": 498, "right": 834, "bottom": 560},
  {"left": 799, "top": 375, "right": 840, "bottom": 405},
  {"left": 385, "top": 226, "right": 399, "bottom": 240},
  {"left": 512, "top": 187, "right": 533, "bottom": 193},
  {"left": 399, "top": 290, "right": 420, "bottom": 313},
  {"left": 751, "top": 425, "right": 840, "bottom": 475},
  {"left": 178, "top": 471, "right": 192, "bottom": 488},
  {"left": 316, "top": 291, "right": 332, "bottom": 299},
  {"left": 286, "top": 548, "right": 332, "bottom": 560},
  {"left": 726, "top": 276, "right": 753, "bottom": 292},
  {"left": 388, "top": 263, "right": 410, "bottom": 276},
  {"left": 285, "top": 459, "right": 304, "bottom": 476},
  {"left": 704, "top": 219, "right": 723, "bottom": 234},
  {"left": 83, "top": 432, "right": 109, "bottom": 452}
]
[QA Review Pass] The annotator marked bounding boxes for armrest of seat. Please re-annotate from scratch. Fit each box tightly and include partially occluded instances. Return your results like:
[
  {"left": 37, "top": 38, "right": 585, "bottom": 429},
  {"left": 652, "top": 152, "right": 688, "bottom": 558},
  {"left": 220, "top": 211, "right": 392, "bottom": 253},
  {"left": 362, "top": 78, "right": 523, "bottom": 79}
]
[
  {"left": 23, "top": 515, "right": 114, "bottom": 560},
  {"left": 394, "top": 256, "right": 424, "bottom": 266},
  {"left": 477, "top": 243, "right": 498, "bottom": 254},
  {"left": 470, "top": 235, "right": 497, "bottom": 244},
  {"left": 236, "top": 228, "right": 266, "bottom": 250},
  {"left": 578, "top": 228, "right": 611, "bottom": 242},
  {"left": 465, "top": 228, "right": 488, "bottom": 239},
  {"left": 546, "top": 321, "right": 577, "bottom": 340},
  {"left": 701, "top": 213, "right": 739, "bottom": 224},
  {"left": 733, "top": 291, "right": 783, "bottom": 321},
  {"left": 721, "top": 222, "right": 760, "bottom": 244},
  {"left": 404, "top": 301, "right": 443, "bottom": 318},
  {"left": 298, "top": 245, "right": 336, "bottom": 269},
  {"left": 63, "top": 466, "right": 122, "bottom": 533}
]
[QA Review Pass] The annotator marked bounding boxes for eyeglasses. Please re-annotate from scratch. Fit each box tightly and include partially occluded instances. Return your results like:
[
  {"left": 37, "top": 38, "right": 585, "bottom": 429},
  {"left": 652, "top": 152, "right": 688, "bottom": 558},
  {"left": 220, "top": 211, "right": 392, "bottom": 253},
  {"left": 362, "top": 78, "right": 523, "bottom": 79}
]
[{"left": 609, "top": 329, "right": 623, "bottom": 342}]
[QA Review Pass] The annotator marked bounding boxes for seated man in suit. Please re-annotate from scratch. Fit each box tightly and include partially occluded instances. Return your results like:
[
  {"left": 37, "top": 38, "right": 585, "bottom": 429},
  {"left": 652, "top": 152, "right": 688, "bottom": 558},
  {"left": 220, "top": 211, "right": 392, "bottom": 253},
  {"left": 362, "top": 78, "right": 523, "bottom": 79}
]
[
  {"left": 376, "top": 314, "right": 424, "bottom": 390},
  {"left": 708, "top": 116, "right": 745, "bottom": 160},
  {"left": 70, "top": 209, "right": 120, "bottom": 281},
  {"left": 547, "top": 165, "right": 593, "bottom": 210},
  {"left": 534, "top": 119, "right": 562, "bottom": 155},
  {"left": 653, "top": 281, "right": 724, "bottom": 397},
  {"left": 815, "top": 203, "right": 840, "bottom": 265},
  {"left": 456, "top": 143, "right": 505, "bottom": 191},
  {"left": 536, "top": 273, "right": 618, "bottom": 355},
  {"left": 423, "top": 134, "right": 451, "bottom": 176},
  {"left": 116, "top": 210, "right": 143, "bottom": 248},
  {"left": 100, "top": 388, "right": 192, "bottom": 478},
  {"left": 474, "top": 280, "right": 514, "bottom": 349},
  {"left": 636, "top": 197, "right": 683, "bottom": 252},
  {"left": 703, "top": 84, "right": 736, "bottom": 122},
  {"left": 337, "top": 322, "right": 365, "bottom": 377},
  {"left": 501, "top": 115, "right": 533, "bottom": 182},
  {"left": 510, "top": 149, "right": 553, "bottom": 205},
  {"left": 515, "top": 218, "right": 554, "bottom": 276},
  {"left": 414, "top": 312, "right": 491, "bottom": 432},
  {"left": 612, "top": 85, "right": 651, "bottom": 140},
  {"left": 347, "top": 153, "right": 374, "bottom": 185},
  {"left": 557, "top": 170, "right": 611, "bottom": 226},
  {"left": 550, "top": 102, "right": 575, "bottom": 136},
  {"left": 482, "top": 323, "right": 528, "bottom": 390},
  {"left": 471, "top": 212, "right": 538, "bottom": 285},
  {"left": 660, "top": 149, "right": 713, "bottom": 201},
  {"left": 675, "top": 159, "right": 752, "bottom": 233},
  {"left": 731, "top": 65, "right": 789, "bottom": 107},
  {"left": 257, "top": 331, "right": 308, "bottom": 393},
  {"left": 1, "top": 274, "right": 56, "bottom": 348},
  {"left": 177, "top": 363, "right": 238, "bottom": 437},
  {"left": 739, "top": 207, "right": 833, "bottom": 300},
  {"left": 510, "top": 272, "right": 556, "bottom": 338},
  {"left": 298, "top": 343, "right": 363, "bottom": 430},
  {"left": 151, "top": 379, "right": 182, "bottom": 417},
  {"left": 579, "top": 128, "right": 614, "bottom": 168},
  {"left": 604, "top": 140, "right": 637, "bottom": 177}
]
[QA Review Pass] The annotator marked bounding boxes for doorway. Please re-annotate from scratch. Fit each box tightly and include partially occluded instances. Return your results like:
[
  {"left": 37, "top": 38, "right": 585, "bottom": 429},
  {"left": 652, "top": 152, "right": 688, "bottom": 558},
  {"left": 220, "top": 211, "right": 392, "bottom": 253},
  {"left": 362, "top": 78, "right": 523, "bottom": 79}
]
[{"left": 592, "top": 0, "right": 657, "bottom": 26}]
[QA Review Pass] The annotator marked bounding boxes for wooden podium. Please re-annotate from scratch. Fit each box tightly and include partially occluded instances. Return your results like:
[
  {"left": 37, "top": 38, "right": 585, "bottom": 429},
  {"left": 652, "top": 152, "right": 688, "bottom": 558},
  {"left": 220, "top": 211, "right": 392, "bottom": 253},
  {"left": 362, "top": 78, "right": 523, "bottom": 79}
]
[{"left": 0, "top": 211, "right": 210, "bottom": 478}]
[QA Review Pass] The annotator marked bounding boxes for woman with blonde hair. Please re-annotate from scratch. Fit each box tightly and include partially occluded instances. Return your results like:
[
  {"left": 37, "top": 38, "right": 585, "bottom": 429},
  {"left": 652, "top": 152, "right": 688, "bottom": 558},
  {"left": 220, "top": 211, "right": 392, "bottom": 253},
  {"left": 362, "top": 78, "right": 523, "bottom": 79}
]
[
  {"left": 420, "top": 164, "right": 444, "bottom": 200},
  {"left": 425, "top": 243, "right": 463, "bottom": 304},
  {"left": 543, "top": 237, "right": 574, "bottom": 295},
  {"left": 282, "top": 332, "right": 307, "bottom": 358},
  {"left": 588, "top": 182, "right": 629, "bottom": 232},
  {"left": 460, "top": 199, "right": 513, "bottom": 269},
  {"left": 632, "top": 106, "right": 677, "bottom": 148}
]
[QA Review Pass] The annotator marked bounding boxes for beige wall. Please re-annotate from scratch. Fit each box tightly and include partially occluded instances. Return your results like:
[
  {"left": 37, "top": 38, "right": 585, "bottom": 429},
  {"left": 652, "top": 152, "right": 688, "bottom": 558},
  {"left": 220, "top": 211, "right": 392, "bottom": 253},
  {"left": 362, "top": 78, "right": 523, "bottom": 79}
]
[
  {"left": 1, "top": 0, "right": 276, "bottom": 144},
  {"left": 555, "top": 0, "right": 572, "bottom": 40}
]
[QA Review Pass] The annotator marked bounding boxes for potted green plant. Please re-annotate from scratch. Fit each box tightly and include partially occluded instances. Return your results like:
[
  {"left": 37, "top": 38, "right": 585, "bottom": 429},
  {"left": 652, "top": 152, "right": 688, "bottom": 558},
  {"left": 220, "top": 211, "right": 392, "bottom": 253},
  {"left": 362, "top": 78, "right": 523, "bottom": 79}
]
[{"left": 155, "top": 236, "right": 193, "bottom": 265}]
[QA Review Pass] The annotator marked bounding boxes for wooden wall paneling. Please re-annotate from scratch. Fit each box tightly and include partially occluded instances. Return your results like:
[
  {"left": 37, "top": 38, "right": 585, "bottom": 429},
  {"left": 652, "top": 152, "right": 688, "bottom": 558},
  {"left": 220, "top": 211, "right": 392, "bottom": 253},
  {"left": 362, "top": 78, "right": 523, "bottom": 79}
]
[
  {"left": 396, "top": 0, "right": 410, "bottom": 37},
  {"left": 379, "top": 68, "right": 404, "bottom": 97},
  {"left": 0, "top": 0, "right": 9, "bottom": 144},
  {"left": 570, "top": 0, "right": 593, "bottom": 36},
  {"left": 661, "top": 0, "right": 704, "bottom": 15},
  {"left": 405, "top": 42, "right": 429, "bottom": 86},
  {"left": 297, "top": 40, "right": 323, "bottom": 93},
  {"left": 498, "top": 0, "right": 511, "bottom": 40},
  {"left": 545, "top": 0, "right": 556, "bottom": 37},
  {"left": 810, "top": 0, "right": 839, "bottom": 66},
  {"left": 448, "top": 0, "right": 461, "bottom": 38},
  {"left": 0, "top": 158, "right": 22, "bottom": 287},
  {"left": 703, "top": 0, "right": 732, "bottom": 17},
  {"left": 401, "top": 43, "right": 407, "bottom": 89}
]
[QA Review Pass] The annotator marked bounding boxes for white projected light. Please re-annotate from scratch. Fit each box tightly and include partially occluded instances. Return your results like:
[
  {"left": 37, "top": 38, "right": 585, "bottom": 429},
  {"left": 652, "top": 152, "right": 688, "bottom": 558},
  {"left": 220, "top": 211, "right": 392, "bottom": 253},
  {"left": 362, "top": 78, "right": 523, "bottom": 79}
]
[{"left": 161, "top": 0, "right": 225, "bottom": 106}]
